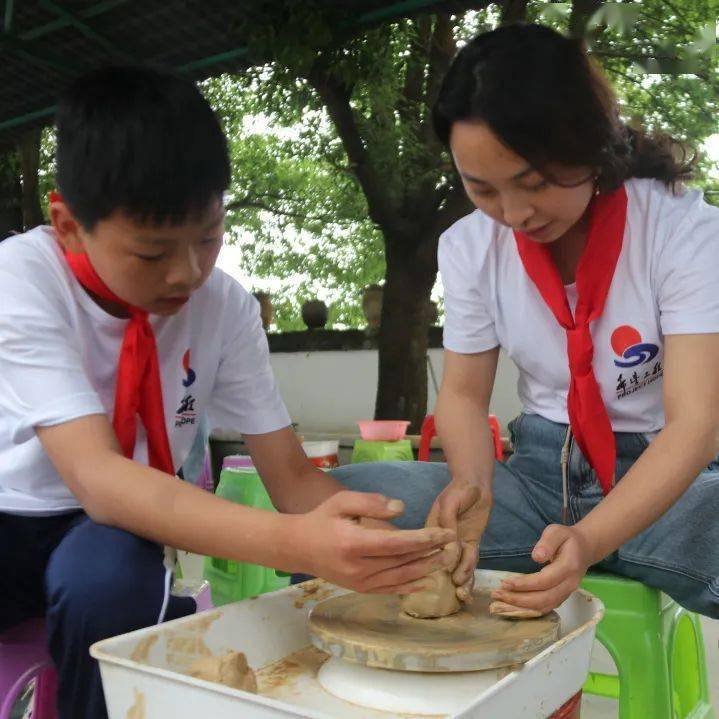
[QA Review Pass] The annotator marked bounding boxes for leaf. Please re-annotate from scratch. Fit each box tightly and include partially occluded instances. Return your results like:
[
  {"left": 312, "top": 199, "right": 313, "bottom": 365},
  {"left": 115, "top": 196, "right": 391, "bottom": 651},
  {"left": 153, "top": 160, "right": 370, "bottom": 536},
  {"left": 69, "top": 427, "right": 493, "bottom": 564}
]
[{"left": 587, "top": 3, "right": 642, "bottom": 36}]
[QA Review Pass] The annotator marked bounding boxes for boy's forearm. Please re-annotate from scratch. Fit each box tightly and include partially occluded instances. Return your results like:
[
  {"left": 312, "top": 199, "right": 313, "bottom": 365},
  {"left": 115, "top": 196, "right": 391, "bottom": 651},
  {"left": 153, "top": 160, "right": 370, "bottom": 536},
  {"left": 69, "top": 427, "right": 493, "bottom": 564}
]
[
  {"left": 576, "top": 419, "right": 719, "bottom": 564},
  {"left": 89, "top": 454, "right": 304, "bottom": 572},
  {"left": 271, "top": 466, "right": 345, "bottom": 514}
]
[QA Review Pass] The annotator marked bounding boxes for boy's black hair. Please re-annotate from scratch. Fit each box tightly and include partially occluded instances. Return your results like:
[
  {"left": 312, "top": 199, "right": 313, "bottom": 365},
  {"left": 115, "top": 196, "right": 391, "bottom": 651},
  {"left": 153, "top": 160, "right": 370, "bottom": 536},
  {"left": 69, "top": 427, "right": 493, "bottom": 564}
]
[{"left": 55, "top": 65, "right": 231, "bottom": 230}]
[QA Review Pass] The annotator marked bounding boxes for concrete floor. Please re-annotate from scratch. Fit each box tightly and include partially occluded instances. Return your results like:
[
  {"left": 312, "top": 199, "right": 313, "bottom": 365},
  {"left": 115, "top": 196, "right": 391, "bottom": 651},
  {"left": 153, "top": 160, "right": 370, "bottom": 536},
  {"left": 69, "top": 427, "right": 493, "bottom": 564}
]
[{"left": 179, "top": 552, "right": 717, "bottom": 718}]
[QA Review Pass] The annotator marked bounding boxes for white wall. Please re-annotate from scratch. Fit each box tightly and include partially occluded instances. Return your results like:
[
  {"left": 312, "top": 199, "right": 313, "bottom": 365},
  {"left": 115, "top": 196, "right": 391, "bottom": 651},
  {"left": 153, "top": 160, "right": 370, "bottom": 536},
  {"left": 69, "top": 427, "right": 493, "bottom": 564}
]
[{"left": 269, "top": 348, "right": 522, "bottom": 433}]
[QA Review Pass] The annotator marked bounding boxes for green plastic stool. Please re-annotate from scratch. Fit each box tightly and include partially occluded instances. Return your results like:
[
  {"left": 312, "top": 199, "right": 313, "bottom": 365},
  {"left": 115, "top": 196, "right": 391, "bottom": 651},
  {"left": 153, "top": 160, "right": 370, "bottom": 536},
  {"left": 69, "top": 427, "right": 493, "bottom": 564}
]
[
  {"left": 203, "top": 466, "right": 290, "bottom": 606},
  {"left": 351, "top": 438, "right": 414, "bottom": 463},
  {"left": 581, "top": 571, "right": 714, "bottom": 719}
]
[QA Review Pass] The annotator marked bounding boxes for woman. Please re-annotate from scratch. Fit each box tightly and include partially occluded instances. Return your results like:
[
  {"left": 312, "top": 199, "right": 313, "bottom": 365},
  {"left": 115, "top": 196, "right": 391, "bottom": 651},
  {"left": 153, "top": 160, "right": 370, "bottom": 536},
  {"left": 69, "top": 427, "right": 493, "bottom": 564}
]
[{"left": 339, "top": 23, "right": 719, "bottom": 619}]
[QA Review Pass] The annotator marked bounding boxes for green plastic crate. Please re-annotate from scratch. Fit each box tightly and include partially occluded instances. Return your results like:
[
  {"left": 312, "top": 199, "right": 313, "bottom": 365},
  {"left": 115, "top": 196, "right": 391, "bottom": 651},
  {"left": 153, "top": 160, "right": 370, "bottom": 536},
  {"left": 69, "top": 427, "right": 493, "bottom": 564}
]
[
  {"left": 350, "top": 438, "right": 414, "bottom": 463},
  {"left": 203, "top": 466, "right": 290, "bottom": 606}
]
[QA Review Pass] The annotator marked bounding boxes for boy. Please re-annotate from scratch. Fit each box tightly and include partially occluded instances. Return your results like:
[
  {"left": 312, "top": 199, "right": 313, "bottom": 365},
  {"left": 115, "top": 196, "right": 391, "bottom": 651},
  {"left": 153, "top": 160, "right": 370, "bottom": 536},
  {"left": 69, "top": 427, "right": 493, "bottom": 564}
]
[{"left": 0, "top": 66, "right": 454, "bottom": 719}]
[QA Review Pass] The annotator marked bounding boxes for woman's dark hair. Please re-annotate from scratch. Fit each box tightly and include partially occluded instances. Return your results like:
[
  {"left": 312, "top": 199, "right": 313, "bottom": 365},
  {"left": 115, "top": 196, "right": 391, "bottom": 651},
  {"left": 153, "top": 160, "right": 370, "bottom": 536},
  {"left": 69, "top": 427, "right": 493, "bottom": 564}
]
[
  {"left": 56, "top": 65, "right": 230, "bottom": 230},
  {"left": 433, "top": 24, "right": 695, "bottom": 192}
]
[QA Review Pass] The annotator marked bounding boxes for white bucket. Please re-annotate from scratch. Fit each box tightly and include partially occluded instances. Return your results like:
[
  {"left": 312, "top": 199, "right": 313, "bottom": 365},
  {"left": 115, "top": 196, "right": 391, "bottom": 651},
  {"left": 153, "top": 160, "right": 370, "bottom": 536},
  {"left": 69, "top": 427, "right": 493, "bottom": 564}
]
[{"left": 91, "top": 572, "right": 603, "bottom": 719}]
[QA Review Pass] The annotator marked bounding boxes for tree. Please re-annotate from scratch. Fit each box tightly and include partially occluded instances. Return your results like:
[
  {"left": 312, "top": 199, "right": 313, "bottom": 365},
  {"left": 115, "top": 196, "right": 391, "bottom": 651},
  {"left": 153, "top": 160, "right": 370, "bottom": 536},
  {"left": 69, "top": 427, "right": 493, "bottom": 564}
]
[{"left": 208, "top": 5, "right": 483, "bottom": 428}]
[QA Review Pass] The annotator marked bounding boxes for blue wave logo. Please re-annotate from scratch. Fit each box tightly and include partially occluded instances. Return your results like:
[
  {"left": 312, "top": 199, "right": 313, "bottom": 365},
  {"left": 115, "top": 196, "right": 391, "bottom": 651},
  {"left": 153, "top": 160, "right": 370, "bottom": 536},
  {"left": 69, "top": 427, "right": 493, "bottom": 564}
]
[{"left": 614, "top": 342, "right": 659, "bottom": 368}]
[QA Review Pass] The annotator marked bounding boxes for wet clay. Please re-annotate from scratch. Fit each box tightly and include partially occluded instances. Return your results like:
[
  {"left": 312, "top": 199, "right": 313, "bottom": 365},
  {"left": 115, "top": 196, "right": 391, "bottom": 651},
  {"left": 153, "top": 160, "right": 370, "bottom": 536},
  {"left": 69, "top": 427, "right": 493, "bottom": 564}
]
[
  {"left": 400, "top": 535, "right": 462, "bottom": 619},
  {"left": 309, "top": 589, "right": 560, "bottom": 672},
  {"left": 257, "top": 645, "right": 329, "bottom": 696},
  {"left": 400, "top": 567, "right": 460, "bottom": 619},
  {"left": 130, "top": 635, "right": 158, "bottom": 664},
  {"left": 489, "top": 600, "right": 544, "bottom": 619},
  {"left": 186, "top": 650, "right": 257, "bottom": 693}
]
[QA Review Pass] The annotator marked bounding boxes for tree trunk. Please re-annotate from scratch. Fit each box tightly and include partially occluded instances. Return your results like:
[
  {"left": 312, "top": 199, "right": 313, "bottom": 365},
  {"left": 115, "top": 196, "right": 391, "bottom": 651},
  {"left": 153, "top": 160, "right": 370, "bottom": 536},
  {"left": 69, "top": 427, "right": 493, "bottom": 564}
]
[
  {"left": 0, "top": 148, "right": 23, "bottom": 241},
  {"left": 19, "top": 128, "right": 44, "bottom": 230},
  {"left": 374, "top": 240, "right": 437, "bottom": 431}
]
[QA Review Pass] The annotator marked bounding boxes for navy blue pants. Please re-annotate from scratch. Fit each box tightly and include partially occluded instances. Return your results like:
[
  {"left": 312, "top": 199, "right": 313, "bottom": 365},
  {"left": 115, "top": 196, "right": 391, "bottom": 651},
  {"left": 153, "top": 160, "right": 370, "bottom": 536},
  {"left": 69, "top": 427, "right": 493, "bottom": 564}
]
[{"left": 0, "top": 512, "right": 196, "bottom": 719}]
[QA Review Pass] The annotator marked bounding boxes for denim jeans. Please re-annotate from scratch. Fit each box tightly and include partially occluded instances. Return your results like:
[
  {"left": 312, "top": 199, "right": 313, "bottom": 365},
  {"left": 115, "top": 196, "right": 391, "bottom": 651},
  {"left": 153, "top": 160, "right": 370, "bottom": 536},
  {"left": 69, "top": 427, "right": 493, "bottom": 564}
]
[{"left": 332, "top": 412, "right": 719, "bottom": 618}]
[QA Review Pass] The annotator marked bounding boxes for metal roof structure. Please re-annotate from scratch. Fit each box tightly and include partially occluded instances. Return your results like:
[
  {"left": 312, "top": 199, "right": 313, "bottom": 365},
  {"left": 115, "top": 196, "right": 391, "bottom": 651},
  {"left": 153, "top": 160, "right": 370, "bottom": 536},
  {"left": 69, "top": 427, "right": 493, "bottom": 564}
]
[{"left": 0, "top": 0, "right": 478, "bottom": 146}]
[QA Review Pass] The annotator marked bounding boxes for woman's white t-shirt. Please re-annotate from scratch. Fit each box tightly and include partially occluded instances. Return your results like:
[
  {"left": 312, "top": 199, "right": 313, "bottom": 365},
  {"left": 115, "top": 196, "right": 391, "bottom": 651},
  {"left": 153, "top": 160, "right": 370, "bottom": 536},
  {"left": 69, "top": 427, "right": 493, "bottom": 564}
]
[
  {"left": 439, "top": 178, "right": 719, "bottom": 433},
  {"left": 0, "top": 227, "right": 291, "bottom": 515}
]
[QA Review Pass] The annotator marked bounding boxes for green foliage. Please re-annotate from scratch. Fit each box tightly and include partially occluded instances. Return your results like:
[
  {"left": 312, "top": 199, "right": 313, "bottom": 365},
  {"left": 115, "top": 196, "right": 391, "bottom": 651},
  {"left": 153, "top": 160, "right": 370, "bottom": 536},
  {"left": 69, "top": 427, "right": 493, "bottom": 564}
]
[
  {"left": 210, "top": 0, "right": 718, "bottom": 328},
  {"left": 38, "top": 126, "right": 56, "bottom": 214},
  {"left": 202, "top": 74, "right": 385, "bottom": 330},
  {"left": 30, "top": 0, "right": 719, "bottom": 328},
  {"left": 532, "top": 0, "right": 719, "bottom": 201}
]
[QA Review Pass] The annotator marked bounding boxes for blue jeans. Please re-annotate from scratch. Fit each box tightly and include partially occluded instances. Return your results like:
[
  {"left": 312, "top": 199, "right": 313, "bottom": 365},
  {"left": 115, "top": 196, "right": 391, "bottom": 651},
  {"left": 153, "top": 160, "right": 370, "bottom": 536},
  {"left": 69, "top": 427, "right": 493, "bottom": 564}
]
[{"left": 332, "top": 413, "right": 719, "bottom": 618}]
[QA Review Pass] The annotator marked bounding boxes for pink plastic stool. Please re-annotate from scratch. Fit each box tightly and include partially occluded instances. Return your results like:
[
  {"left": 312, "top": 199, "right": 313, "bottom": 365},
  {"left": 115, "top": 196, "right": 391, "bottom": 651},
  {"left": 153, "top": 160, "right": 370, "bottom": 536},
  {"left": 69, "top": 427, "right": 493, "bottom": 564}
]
[
  {"left": 0, "top": 582, "right": 213, "bottom": 718},
  {"left": 0, "top": 618, "right": 57, "bottom": 719}
]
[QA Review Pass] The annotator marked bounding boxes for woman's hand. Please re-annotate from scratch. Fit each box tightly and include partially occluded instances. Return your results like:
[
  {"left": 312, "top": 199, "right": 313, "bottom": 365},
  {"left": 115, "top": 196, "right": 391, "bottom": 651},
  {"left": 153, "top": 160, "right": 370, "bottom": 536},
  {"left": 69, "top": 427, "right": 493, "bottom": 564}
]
[
  {"left": 289, "top": 490, "right": 457, "bottom": 594},
  {"left": 427, "top": 480, "right": 492, "bottom": 600},
  {"left": 490, "top": 524, "right": 594, "bottom": 614}
]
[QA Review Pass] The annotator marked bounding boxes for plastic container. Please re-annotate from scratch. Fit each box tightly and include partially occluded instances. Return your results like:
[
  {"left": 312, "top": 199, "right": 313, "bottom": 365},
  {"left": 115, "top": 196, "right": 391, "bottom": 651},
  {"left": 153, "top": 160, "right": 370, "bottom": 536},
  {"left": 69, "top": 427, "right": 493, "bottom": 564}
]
[
  {"left": 91, "top": 571, "right": 604, "bottom": 719},
  {"left": 351, "top": 438, "right": 414, "bottom": 463},
  {"left": 301, "top": 440, "right": 340, "bottom": 469},
  {"left": 203, "top": 465, "right": 289, "bottom": 606},
  {"left": 195, "top": 449, "right": 214, "bottom": 492},
  {"left": 221, "top": 454, "right": 254, "bottom": 470},
  {"left": 356, "top": 420, "right": 410, "bottom": 441}
]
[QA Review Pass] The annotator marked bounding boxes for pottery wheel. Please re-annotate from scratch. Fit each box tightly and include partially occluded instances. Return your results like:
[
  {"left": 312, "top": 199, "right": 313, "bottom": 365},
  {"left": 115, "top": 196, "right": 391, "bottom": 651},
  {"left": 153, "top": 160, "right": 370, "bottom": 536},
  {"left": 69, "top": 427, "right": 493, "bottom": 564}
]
[{"left": 308, "top": 590, "right": 560, "bottom": 672}]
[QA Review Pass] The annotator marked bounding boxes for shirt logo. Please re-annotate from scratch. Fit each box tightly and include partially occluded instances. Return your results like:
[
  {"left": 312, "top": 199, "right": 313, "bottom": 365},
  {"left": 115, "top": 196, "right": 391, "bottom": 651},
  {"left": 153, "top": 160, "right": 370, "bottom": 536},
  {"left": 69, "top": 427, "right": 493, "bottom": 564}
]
[
  {"left": 611, "top": 326, "right": 663, "bottom": 399},
  {"left": 182, "top": 349, "right": 197, "bottom": 387},
  {"left": 611, "top": 325, "right": 659, "bottom": 368},
  {"left": 175, "top": 349, "right": 197, "bottom": 427}
]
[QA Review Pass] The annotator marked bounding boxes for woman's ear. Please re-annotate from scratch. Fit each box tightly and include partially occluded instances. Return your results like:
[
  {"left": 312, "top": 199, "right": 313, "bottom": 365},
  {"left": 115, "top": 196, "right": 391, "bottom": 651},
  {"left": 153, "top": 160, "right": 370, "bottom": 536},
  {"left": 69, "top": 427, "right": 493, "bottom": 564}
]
[{"left": 50, "top": 199, "right": 86, "bottom": 254}]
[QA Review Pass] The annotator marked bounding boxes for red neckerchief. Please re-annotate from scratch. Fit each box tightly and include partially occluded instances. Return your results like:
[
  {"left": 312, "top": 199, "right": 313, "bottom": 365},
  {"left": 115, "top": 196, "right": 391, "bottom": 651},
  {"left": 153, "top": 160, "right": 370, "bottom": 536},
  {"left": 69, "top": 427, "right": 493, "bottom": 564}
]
[
  {"left": 514, "top": 185, "right": 628, "bottom": 495},
  {"left": 50, "top": 191, "right": 174, "bottom": 474}
]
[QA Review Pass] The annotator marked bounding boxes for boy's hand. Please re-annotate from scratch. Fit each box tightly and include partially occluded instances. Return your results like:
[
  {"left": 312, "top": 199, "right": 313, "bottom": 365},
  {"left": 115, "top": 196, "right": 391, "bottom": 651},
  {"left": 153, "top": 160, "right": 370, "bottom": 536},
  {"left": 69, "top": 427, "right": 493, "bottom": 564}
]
[
  {"left": 427, "top": 481, "right": 492, "bottom": 601},
  {"left": 290, "top": 491, "right": 457, "bottom": 594},
  {"left": 489, "top": 524, "right": 593, "bottom": 615}
]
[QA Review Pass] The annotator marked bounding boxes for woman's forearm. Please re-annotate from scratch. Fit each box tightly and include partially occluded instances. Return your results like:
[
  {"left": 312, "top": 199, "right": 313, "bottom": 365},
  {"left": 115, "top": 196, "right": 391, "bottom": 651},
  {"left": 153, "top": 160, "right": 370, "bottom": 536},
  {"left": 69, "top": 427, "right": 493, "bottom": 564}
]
[
  {"left": 435, "top": 388, "right": 496, "bottom": 490},
  {"left": 576, "top": 418, "right": 719, "bottom": 564}
]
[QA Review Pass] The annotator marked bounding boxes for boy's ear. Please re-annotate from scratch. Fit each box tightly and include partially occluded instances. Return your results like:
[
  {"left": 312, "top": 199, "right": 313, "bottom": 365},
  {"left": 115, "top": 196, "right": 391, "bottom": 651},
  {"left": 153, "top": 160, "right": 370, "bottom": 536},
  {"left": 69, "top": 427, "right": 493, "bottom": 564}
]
[{"left": 50, "top": 199, "right": 86, "bottom": 254}]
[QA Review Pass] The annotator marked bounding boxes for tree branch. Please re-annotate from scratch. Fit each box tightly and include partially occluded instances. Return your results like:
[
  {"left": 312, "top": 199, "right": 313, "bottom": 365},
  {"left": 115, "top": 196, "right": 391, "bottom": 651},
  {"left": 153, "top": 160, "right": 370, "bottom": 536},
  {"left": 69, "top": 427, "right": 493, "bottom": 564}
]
[
  {"left": 421, "top": 12, "right": 457, "bottom": 147},
  {"left": 226, "top": 195, "right": 351, "bottom": 226},
  {"left": 398, "top": 16, "right": 431, "bottom": 128},
  {"left": 307, "top": 67, "right": 406, "bottom": 237},
  {"left": 605, "top": 65, "right": 716, "bottom": 127}
]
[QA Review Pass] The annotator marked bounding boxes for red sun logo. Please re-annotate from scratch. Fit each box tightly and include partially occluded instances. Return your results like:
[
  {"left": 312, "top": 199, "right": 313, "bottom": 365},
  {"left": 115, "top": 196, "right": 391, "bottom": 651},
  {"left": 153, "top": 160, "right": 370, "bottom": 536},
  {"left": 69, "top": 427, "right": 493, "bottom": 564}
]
[{"left": 611, "top": 325, "right": 642, "bottom": 356}]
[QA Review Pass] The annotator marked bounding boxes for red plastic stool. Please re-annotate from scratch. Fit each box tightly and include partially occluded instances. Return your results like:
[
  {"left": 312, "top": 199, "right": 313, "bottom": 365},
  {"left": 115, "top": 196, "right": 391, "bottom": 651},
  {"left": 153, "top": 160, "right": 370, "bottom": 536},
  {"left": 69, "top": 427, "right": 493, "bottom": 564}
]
[{"left": 418, "top": 414, "right": 504, "bottom": 462}]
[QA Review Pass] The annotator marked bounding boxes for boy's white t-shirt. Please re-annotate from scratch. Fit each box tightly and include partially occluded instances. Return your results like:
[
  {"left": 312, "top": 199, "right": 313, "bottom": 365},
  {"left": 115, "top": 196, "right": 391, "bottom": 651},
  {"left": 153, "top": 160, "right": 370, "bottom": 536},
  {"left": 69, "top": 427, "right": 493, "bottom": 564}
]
[
  {"left": 0, "top": 226, "right": 291, "bottom": 515},
  {"left": 439, "top": 178, "right": 719, "bottom": 433}
]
